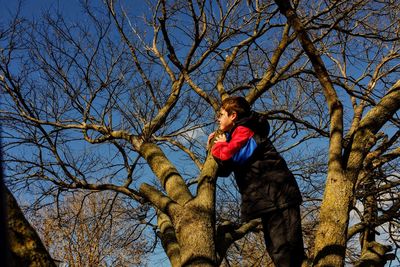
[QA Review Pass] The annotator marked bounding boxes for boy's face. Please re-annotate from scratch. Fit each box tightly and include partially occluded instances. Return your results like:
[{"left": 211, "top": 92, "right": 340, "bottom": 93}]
[{"left": 217, "top": 108, "right": 236, "bottom": 132}]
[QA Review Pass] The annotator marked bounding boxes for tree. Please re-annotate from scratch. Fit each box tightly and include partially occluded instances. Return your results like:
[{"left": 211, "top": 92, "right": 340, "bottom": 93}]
[
  {"left": 1, "top": 0, "right": 399, "bottom": 266},
  {"left": 5, "top": 185, "right": 56, "bottom": 266},
  {"left": 274, "top": 1, "right": 400, "bottom": 265},
  {"left": 27, "top": 191, "right": 149, "bottom": 266}
]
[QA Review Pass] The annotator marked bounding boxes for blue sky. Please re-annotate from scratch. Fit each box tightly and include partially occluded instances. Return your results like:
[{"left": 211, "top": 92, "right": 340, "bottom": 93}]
[
  {"left": 2, "top": 0, "right": 77, "bottom": 19},
  {"left": 0, "top": 1, "right": 172, "bottom": 265},
  {"left": 2, "top": 1, "right": 399, "bottom": 266}
]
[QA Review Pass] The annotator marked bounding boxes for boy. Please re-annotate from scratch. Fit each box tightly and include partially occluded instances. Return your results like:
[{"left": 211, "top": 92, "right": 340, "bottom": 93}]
[{"left": 208, "top": 96, "right": 305, "bottom": 267}]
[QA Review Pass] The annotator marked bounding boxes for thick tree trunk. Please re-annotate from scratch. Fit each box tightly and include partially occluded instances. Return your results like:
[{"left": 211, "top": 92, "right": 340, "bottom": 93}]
[
  {"left": 155, "top": 189, "right": 217, "bottom": 267},
  {"left": 173, "top": 153, "right": 218, "bottom": 266},
  {"left": 140, "top": 143, "right": 218, "bottom": 266},
  {"left": 174, "top": 200, "right": 216, "bottom": 266},
  {"left": 157, "top": 202, "right": 217, "bottom": 267},
  {"left": 312, "top": 171, "right": 353, "bottom": 266}
]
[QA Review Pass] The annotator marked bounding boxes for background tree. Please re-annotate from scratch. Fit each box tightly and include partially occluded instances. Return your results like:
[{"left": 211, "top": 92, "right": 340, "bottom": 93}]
[
  {"left": 1, "top": 0, "right": 399, "bottom": 266},
  {"left": 27, "top": 191, "right": 150, "bottom": 266}
]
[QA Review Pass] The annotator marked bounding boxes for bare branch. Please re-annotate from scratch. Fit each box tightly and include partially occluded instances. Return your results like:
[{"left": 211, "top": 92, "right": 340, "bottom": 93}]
[{"left": 157, "top": 211, "right": 181, "bottom": 266}]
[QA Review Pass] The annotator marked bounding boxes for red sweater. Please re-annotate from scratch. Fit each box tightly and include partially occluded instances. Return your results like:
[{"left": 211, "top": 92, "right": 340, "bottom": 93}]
[{"left": 211, "top": 126, "right": 254, "bottom": 161}]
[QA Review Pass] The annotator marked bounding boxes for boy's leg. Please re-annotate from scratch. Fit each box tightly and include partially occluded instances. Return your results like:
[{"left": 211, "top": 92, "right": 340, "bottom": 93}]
[{"left": 261, "top": 206, "right": 305, "bottom": 267}]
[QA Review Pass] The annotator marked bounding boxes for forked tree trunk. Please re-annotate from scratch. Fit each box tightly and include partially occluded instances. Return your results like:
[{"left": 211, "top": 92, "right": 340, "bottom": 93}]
[
  {"left": 157, "top": 201, "right": 217, "bottom": 267},
  {"left": 174, "top": 200, "right": 216, "bottom": 266},
  {"left": 140, "top": 143, "right": 219, "bottom": 266}
]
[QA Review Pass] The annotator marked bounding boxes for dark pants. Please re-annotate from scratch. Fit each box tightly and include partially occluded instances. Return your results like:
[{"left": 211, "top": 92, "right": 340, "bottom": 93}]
[{"left": 261, "top": 206, "right": 305, "bottom": 267}]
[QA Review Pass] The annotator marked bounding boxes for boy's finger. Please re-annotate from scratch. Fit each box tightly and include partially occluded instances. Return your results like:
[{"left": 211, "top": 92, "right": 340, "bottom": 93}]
[{"left": 208, "top": 132, "right": 215, "bottom": 142}]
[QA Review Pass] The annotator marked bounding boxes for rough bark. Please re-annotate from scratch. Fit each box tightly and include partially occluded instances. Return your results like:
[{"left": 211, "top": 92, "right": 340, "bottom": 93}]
[
  {"left": 2, "top": 2, "right": 399, "bottom": 266},
  {"left": 312, "top": 171, "right": 352, "bottom": 266},
  {"left": 274, "top": 1, "right": 346, "bottom": 265},
  {"left": 173, "top": 200, "right": 216, "bottom": 266},
  {"left": 5, "top": 186, "right": 56, "bottom": 267},
  {"left": 157, "top": 211, "right": 181, "bottom": 266},
  {"left": 177, "top": 152, "right": 219, "bottom": 266},
  {"left": 0, "top": 153, "right": 11, "bottom": 266},
  {"left": 275, "top": 0, "right": 400, "bottom": 265},
  {"left": 140, "top": 144, "right": 219, "bottom": 266}
]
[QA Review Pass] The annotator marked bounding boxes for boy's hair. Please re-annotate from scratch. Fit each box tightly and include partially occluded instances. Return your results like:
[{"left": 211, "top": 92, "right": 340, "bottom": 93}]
[{"left": 221, "top": 96, "right": 251, "bottom": 119}]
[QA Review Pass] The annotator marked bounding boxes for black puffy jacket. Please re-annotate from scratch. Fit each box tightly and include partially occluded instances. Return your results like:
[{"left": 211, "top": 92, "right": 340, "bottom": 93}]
[{"left": 215, "top": 112, "right": 302, "bottom": 221}]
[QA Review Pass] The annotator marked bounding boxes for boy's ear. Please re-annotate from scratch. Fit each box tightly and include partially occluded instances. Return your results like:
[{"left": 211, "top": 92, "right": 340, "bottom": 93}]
[{"left": 231, "top": 112, "right": 237, "bottom": 120}]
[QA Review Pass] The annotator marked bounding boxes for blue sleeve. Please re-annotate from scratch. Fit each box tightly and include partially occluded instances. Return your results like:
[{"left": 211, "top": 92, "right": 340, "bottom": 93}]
[{"left": 232, "top": 137, "right": 258, "bottom": 164}]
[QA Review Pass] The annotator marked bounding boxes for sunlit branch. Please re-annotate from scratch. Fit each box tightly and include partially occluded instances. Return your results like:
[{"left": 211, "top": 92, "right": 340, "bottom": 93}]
[
  {"left": 142, "top": 75, "right": 185, "bottom": 138},
  {"left": 62, "top": 181, "right": 143, "bottom": 203},
  {"left": 157, "top": 211, "right": 181, "bottom": 266},
  {"left": 183, "top": 71, "right": 220, "bottom": 111},
  {"left": 275, "top": 0, "right": 344, "bottom": 166},
  {"left": 359, "top": 80, "right": 400, "bottom": 135},
  {"left": 364, "top": 131, "right": 400, "bottom": 168},
  {"left": 154, "top": 136, "right": 203, "bottom": 170},
  {"left": 151, "top": 5, "right": 177, "bottom": 81},
  {"left": 139, "top": 183, "right": 178, "bottom": 216},
  {"left": 216, "top": 17, "right": 269, "bottom": 99},
  {"left": 106, "top": 0, "right": 161, "bottom": 110},
  {"left": 248, "top": 23, "right": 297, "bottom": 103},
  {"left": 138, "top": 142, "right": 193, "bottom": 205},
  {"left": 348, "top": 53, "right": 400, "bottom": 138},
  {"left": 184, "top": 0, "right": 207, "bottom": 69},
  {"left": 263, "top": 110, "right": 329, "bottom": 137},
  {"left": 216, "top": 219, "right": 261, "bottom": 263},
  {"left": 348, "top": 199, "right": 400, "bottom": 240},
  {"left": 158, "top": 0, "right": 183, "bottom": 70}
]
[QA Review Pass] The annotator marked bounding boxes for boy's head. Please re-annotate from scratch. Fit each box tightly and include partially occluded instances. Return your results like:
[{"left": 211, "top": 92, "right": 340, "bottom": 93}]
[
  {"left": 221, "top": 96, "right": 251, "bottom": 118},
  {"left": 217, "top": 96, "right": 251, "bottom": 132}
]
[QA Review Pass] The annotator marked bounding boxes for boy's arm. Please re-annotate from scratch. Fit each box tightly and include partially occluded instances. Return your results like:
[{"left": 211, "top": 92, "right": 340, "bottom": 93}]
[{"left": 211, "top": 126, "right": 254, "bottom": 161}]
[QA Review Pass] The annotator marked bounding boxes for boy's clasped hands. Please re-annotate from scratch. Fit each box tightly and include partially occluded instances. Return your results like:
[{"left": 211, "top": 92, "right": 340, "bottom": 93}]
[{"left": 207, "top": 132, "right": 227, "bottom": 150}]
